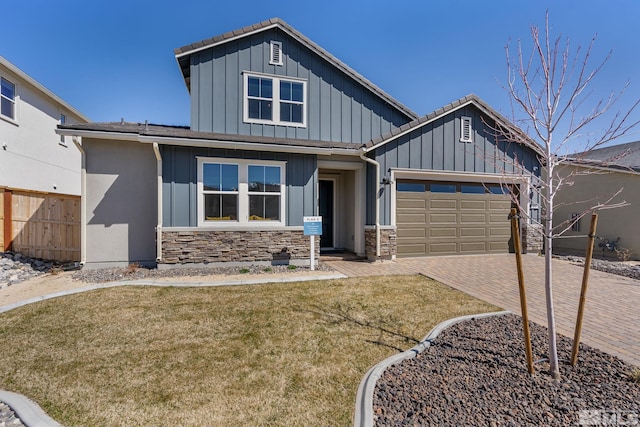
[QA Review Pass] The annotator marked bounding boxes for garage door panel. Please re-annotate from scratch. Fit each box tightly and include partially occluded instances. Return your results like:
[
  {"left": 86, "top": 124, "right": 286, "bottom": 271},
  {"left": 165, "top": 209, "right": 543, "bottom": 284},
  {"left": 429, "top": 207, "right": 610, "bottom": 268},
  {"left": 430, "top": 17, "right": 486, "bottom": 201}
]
[
  {"left": 429, "top": 199, "right": 457, "bottom": 209},
  {"left": 460, "top": 200, "right": 487, "bottom": 210},
  {"left": 489, "top": 214, "right": 509, "bottom": 223},
  {"left": 397, "top": 227, "right": 426, "bottom": 238},
  {"left": 490, "top": 200, "right": 512, "bottom": 210},
  {"left": 460, "top": 227, "right": 487, "bottom": 237},
  {"left": 489, "top": 241, "right": 510, "bottom": 251},
  {"left": 460, "top": 242, "right": 487, "bottom": 252},
  {"left": 460, "top": 213, "right": 486, "bottom": 224},
  {"left": 398, "top": 244, "right": 427, "bottom": 255},
  {"left": 397, "top": 199, "right": 426, "bottom": 209},
  {"left": 429, "top": 242, "right": 457, "bottom": 254},
  {"left": 397, "top": 213, "right": 427, "bottom": 224},
  {"left": 429, "top": 227, "right": 457, "bottom": 238},
  {"left": 429, "top": 213, "right": 457, "bottom": 224},
  {"left": 490, "top": 227, "right": 511, "bottom": 237}
]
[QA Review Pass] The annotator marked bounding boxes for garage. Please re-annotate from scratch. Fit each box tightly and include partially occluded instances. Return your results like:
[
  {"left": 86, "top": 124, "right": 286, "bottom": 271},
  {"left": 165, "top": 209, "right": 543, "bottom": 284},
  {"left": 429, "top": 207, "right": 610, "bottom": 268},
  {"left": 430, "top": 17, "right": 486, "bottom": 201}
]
[{"left": 396, "top": 180, "right": 514, "bottom": 257}]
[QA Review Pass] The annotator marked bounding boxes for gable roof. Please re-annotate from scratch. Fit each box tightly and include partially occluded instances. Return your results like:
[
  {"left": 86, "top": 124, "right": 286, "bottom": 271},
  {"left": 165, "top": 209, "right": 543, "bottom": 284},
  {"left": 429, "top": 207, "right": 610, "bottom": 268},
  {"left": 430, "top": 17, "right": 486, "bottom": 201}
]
[
  {"left": 567, "top": 140, "right": 640, "bottom": 173},
  {"left": 0, "top": 56, "right": 90, "bottom": 123},
  {"left": 174, "top": 17, "right": 418, "bottom": 121},
  {"left": 364, "top": 94, "right": 544, "bottom": 157}
]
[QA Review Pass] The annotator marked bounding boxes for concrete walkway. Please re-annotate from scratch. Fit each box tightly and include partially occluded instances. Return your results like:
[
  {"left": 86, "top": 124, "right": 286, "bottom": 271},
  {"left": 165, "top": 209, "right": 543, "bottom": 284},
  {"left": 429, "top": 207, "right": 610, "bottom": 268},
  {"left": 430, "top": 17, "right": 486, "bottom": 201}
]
[{"left": 324, "top": 254, "right": 640, "bottom": 367}]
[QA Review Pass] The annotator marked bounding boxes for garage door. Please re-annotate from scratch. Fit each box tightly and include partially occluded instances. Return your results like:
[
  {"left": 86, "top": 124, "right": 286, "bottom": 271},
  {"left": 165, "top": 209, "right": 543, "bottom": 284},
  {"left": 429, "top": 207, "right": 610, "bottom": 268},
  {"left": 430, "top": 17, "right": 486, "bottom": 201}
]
[{"left": 396, "top": 181, "right": 514, "bottom": 257}]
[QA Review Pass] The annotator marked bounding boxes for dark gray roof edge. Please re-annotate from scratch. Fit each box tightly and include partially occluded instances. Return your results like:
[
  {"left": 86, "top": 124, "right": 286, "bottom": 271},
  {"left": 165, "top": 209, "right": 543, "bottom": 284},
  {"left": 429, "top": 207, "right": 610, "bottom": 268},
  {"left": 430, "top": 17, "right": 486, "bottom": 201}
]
[
  {"left": 173, "top": 18, "right": 419, "bottom": 121},
  {"left": 568, "top": 140, "right": 640, "bottom": 169},
  {"left": 366, "top": 94, "right": 544, "bottom": 157},
  {"left": 58, "top": 122, "right": 363, "bottom": 151}
]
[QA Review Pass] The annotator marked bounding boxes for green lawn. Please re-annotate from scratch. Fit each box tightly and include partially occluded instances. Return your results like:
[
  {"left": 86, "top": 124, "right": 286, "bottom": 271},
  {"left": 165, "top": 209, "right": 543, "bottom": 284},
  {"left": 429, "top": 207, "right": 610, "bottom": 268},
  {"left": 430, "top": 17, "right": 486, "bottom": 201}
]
[{"left": 0, "top": 275, "right": 497, "bottom": 426}]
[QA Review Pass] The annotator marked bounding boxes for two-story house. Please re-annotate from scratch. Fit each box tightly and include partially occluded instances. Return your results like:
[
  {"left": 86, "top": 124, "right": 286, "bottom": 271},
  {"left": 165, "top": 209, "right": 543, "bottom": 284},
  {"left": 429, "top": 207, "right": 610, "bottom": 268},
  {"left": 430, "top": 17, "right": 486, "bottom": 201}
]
[
  {"left": 1, "top": 56, "right": 89, "bottom": 260},
  {"left": 58, "top": 18, "right": 542, "bottom": 268}
]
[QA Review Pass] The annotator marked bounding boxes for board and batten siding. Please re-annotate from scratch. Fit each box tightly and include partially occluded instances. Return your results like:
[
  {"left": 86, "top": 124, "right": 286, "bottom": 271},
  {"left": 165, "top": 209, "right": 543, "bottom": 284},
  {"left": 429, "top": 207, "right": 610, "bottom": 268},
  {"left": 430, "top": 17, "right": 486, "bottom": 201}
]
[
  {"left": 369, "top": 106, "right": 541, "bottom": 225},
  {"left": 161, "top": 145, "right": 317, "bottom": 227},
  {"left": 189, "top": 27, "right": 411, "bottom": 144}
]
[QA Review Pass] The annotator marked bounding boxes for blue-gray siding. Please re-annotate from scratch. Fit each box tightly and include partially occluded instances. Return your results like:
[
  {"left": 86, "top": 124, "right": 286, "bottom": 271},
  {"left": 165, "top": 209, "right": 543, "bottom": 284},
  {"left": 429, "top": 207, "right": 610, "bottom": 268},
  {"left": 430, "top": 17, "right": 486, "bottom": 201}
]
[
  {"left": 161, "top": 145, "right": 317, "bottom": 227},
  {"left": 189, "top": 27, "right": 411, "bottom": 143},
  {"left": 368, "top": 106, "right": 542, "bottom": 224}
]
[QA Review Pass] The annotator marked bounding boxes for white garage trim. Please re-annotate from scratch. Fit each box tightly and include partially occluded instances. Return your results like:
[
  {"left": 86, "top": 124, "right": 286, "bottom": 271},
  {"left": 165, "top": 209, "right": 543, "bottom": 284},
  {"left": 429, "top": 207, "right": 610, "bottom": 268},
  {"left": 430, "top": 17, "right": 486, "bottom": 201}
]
[{"left": 389, "top": 168, "right": 531, "bottom": 227}]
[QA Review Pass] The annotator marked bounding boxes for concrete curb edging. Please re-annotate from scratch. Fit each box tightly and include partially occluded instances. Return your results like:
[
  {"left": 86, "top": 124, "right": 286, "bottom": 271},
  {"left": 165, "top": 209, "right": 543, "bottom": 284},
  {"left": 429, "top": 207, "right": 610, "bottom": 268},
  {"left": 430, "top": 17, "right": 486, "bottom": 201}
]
[
  {"left": 0, "top": 390, "right": 62, "bottom": 427},
  {"left": 353, "top": 310, "right": 512, "bottom": 427}
]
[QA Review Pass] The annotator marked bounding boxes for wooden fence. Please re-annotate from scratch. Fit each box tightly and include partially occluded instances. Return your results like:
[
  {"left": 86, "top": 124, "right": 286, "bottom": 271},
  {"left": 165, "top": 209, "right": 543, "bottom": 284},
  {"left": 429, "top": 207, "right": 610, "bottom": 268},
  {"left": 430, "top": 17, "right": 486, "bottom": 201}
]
[{"left": 2, "top": 190, "right": 80, "bottom": 262}]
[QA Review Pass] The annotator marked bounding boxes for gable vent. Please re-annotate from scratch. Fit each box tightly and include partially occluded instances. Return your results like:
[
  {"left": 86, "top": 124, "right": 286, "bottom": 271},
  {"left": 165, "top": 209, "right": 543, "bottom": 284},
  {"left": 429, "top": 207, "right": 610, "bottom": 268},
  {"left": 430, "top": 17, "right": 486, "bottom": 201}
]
[
  {"left": 460, "top": 116, "right": 473, "bottom": 143},
  {"left": 270, "top": 41, "right": 283, "bottom": 66}
]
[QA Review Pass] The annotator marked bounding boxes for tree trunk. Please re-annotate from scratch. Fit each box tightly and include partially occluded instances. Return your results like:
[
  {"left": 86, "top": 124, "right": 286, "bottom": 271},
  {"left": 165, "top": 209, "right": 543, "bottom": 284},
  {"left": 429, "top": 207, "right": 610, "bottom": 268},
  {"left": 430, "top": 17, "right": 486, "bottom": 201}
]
[{"left": 545, "top": 164, "right": 561, "bottom": 379}]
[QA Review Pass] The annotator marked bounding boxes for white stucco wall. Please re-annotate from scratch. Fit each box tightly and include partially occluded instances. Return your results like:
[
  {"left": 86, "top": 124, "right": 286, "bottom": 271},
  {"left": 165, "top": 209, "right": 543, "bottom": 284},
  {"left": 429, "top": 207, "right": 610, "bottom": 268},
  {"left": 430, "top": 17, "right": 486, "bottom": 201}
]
[{"left": 0, "top": 60, "right": 88, "bottom": 196}]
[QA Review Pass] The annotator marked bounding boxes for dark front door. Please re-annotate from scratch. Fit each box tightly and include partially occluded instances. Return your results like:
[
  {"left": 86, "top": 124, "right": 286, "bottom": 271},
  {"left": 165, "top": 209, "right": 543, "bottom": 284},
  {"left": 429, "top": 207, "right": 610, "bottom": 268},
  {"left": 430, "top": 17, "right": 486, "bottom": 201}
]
[{"left": 319, "top": 180, "right": 334, "bottom": 248}]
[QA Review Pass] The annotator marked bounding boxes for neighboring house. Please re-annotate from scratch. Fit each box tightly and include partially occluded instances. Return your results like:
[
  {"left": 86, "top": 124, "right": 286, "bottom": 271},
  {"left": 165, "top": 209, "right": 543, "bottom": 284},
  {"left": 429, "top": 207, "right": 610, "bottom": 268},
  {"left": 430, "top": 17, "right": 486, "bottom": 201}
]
[
  {"left": 0, "top": 56, "right": 90, "bottom": 260},
  {"left": 554, "top": 141, "right": 640, "bottom": 260},
  {"left": 58, "top": 18, "right": 542, "bottom": 269}
]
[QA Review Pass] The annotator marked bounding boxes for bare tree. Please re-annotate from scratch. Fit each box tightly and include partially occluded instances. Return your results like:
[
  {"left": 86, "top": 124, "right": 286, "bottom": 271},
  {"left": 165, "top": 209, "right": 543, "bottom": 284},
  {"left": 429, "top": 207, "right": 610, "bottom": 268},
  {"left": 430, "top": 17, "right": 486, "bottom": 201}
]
[{"left": 502, "top": 12, "right": 640, "bottom": 379}]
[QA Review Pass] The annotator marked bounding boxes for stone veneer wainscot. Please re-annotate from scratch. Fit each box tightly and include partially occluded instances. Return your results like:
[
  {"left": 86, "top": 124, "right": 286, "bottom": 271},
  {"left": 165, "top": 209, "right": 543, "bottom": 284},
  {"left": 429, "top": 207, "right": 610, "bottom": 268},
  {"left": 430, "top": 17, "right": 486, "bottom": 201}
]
[
  {"left": 161, "top": 229, "right": 319, "bottom": 264},
  {"left": 364, "top": 227, "right": 397, "bottom": 260}
]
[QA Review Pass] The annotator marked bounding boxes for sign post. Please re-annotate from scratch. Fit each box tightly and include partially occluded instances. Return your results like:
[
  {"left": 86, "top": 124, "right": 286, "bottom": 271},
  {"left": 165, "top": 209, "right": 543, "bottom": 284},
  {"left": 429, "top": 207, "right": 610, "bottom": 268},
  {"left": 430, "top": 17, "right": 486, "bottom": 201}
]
[{"left": 303, "top": 216, "right": 322, "bottom": 271}]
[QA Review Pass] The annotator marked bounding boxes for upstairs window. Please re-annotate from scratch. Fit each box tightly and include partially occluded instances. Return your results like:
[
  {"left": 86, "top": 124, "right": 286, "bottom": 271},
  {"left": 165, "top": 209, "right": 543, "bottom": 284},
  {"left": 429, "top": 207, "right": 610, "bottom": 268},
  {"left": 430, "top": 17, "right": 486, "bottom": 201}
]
[
  {"left": 460, "top": 116, "right": 473, "bottom": 143},
  {"left": 1, "top": 77, "right": 16, "bottom": 121},
  {"left": 243, "top": 72, "right": 306, "bottom": 127}
]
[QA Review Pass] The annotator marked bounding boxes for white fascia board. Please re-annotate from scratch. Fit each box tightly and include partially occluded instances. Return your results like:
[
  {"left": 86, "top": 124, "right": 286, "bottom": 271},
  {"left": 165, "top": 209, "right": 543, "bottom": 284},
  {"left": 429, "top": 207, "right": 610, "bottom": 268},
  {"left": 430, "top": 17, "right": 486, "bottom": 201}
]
[{"left": 56, "top": 128, "right": 361, "bottom": 156}]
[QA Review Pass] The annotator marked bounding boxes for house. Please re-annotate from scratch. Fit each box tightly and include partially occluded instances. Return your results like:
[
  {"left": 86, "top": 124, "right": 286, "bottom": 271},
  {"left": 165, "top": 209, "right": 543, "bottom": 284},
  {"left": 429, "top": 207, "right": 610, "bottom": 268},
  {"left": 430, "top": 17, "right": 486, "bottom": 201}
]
[
  {"left": 1, "top": 56, "right": 90, "bottom": 261},
  {"left": 554, "top": 141, "right": 640, "bottom": 260},
  {"left": 58, "top": 18, "right": 542, "bottom": 269}
]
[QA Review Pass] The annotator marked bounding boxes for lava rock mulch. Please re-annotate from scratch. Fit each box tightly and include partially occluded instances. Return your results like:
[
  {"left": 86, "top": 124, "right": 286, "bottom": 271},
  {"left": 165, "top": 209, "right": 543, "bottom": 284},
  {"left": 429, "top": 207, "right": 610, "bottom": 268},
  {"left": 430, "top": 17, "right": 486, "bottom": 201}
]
[{"left": 373, "top": 314, "right": 639, "bottom": 426}]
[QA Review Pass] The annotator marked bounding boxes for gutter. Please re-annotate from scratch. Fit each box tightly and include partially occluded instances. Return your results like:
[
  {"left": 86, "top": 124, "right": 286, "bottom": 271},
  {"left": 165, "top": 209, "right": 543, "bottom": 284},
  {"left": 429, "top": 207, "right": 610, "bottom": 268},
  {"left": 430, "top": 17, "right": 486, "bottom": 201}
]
[
  {"left": 152, "top": 143, "right": 162, "bottom": 263},
  {"left": 359, "top": 149, "right": 380, "bottom": 258},
  {"left": 72, "top": 136, "right": 86, "bottom": 266}
]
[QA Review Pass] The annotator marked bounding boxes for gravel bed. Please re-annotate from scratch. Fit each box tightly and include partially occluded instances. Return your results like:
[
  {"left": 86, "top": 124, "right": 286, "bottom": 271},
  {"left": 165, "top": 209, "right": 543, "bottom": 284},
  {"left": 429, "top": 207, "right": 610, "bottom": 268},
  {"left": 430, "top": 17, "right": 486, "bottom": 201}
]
[
  {"left": 373, "top": 314, "right": 640, "bottom": 426},
  {"left": 556, "top": 254, "right": 640, "bottom": 281},
  {"left": 71, "top": 262, "right": 334, "bottom": 284}
]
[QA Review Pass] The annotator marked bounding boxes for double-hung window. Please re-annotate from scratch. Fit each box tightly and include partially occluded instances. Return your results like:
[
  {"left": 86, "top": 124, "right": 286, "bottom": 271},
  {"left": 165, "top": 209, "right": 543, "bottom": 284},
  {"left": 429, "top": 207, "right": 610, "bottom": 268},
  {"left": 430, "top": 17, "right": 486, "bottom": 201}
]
[
  {"left": 1, "top": 77, "right": 16, "bottom": 121},
  {"left": 198, "top": 158, "right": 286, "bottom": 226},
  {"left": 243, "top": 72, "right": 306, "bottom": 127}
]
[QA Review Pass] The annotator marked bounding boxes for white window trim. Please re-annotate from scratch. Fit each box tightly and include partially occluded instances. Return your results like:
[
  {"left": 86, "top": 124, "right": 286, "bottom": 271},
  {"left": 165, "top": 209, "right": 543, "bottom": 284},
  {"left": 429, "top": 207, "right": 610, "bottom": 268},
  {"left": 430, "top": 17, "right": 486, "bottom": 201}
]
[
  {"left": 0, "top": 76, "right": 18, "bottom": 124},
  {"left": 460, "top": 116, "right": 473, "bottom": 143},
  {"left": 197, "top": 157, "right": 287, "bottom": 228},
  {"left": 242, "top": 71, "right": 307, "bottom": 128},
  {"left": 269, "top": 41, "right": 283, "bottom": 66}
]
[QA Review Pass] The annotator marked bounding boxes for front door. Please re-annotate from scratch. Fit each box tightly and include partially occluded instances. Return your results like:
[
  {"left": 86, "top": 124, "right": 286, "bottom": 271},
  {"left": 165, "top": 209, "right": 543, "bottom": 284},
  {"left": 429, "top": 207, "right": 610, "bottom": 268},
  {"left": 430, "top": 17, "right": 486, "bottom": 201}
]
[{"left": 319, "top": 180, "right": 334, "bottom": 249}]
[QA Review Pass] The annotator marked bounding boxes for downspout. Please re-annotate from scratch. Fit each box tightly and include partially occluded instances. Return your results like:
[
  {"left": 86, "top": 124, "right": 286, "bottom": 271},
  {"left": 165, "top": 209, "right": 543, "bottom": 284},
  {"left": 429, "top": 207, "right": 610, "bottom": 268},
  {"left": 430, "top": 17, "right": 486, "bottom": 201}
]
[
  {"left": 152, "top": 143, "right": 163, "bottom": 263},
  {"left": 72, "top": 136, "right": 86, "bottom": 266},
  {"left": 359, "top": 148, "right": 381, "bottom": 258}
]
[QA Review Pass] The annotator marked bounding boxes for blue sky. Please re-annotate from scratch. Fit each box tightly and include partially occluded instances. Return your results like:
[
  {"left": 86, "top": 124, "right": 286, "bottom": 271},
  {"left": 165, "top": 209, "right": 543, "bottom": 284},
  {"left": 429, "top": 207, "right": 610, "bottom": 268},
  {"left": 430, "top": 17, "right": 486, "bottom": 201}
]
[{"left": 4, "top": 0, "right": 640, "bottom": 144}]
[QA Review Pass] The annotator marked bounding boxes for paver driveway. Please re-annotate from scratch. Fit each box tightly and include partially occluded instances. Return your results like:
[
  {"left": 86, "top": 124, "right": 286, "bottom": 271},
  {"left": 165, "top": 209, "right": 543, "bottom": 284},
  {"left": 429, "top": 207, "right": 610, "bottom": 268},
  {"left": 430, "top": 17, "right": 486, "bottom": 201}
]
[{"left": 324, "top": 254, "right": 640, "bottom": 367}]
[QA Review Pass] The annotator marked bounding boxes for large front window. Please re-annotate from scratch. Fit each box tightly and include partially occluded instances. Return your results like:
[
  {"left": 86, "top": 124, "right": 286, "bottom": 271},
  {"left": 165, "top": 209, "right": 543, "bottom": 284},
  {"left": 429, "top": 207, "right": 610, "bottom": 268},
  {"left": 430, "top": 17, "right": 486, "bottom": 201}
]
[
  {"left": 198, "top": 158, "right": 285, "bottom": 226},
  {"left": 243, "top": 72, "right": 306, "bottom": 127},
  {"left": 1, "top": 77, "right": 16, "bottom": 120}
]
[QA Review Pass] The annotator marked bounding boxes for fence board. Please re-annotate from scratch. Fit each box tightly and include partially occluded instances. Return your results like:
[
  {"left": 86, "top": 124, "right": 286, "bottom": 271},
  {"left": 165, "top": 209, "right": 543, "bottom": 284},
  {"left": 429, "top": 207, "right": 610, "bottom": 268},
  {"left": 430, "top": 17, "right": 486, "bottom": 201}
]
[
  {"left": 0, "top": 189, "right": 4, "bottom": 250},
  {"left": 10, "top": 191, "right": 80, "bottom": 261}
]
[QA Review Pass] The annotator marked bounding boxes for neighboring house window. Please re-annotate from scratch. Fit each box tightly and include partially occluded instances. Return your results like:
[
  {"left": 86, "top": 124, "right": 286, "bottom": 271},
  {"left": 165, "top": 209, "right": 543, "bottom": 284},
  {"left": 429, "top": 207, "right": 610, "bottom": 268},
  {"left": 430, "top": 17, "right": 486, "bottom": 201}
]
[
  {"left": 243, "top": 72, "right": 307, "bottom": 127},
  {"left": 198, "top": 158, "right": 286, "bottom": 226},
  {"left": 460, "top": 116, "right": 472, "bottom": 142},
  {"left": 60, "top": 113, "right": 66, "bottom": 144},
  {"left": 1, "top": 77, "right": 16, "bottom": 120},
  {"left": 269, "top": 41, "right": 283, "bottom": 66},
  {"left": 570, "top": 213, "right": 580, "bottom": 232}
]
